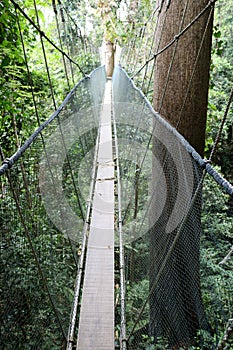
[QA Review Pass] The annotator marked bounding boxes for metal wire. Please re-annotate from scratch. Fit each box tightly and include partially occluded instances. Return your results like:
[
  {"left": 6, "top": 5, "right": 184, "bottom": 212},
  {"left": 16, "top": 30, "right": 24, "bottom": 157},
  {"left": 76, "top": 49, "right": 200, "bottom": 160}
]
[{"left": 132, "top": 0, "right": 218, "bottom": 78}]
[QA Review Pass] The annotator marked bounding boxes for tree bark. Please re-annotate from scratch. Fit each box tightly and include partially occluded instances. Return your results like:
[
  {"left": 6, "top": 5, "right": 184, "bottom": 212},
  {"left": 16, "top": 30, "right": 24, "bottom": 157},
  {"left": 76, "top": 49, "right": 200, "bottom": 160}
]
[
  {"left": 105, "top": 40, "right": 115, "bottom": 77},
  {"left": 153, "top": 0, "right": 213, "bottom": 157},
  {"left": 150, "top": 0, "right": 214, "bottom": 347}
]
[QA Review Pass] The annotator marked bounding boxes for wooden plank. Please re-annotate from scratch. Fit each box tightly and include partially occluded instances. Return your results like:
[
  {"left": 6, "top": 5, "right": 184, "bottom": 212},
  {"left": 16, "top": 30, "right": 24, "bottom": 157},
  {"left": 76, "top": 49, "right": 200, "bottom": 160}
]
[{"left": 77, "top": 80, "right": 114, "bottom": 350}]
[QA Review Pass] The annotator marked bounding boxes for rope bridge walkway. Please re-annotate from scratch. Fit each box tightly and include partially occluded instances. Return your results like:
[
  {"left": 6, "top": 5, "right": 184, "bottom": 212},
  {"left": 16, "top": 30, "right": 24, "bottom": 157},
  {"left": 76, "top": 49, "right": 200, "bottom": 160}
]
[{"left": 1, "top": 1, "right": 233, "bottom": 350}]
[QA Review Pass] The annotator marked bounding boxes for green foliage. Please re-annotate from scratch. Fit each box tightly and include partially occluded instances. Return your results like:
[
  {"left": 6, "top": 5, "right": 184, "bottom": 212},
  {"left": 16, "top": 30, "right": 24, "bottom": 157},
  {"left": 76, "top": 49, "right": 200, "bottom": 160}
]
[
  {"left": 1, "top": 0, "right": 232, "bottom": 349},
  {"left": 206, "top": 0, "right": 233, "bottom": 181},
  {"left": 0, "top": 0, "right": 53, "bottom": 156},
  {"left": 201, "top": 176, "right": 233, "bottom": 319},
  {"left": 0, "top": 168, "right": 77, "bottom": 347}
]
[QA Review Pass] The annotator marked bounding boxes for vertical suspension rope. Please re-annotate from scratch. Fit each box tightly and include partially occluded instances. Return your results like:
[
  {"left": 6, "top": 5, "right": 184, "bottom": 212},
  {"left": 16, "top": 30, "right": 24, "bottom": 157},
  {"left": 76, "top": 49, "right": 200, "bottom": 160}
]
[
  {"left": 15, "top": 2, "right": 81, "bottom": 267},
  {"left": 208, "top": 85, "right": 233, "bottom": 162},
  {"left": 58, "top": 0, "right": 75, "bottom": 85},
  {"left": 52, "top": 0, "right": 71, "bottom": 90},
  {"left": 158, "top": 0, "right": 190, "bottom": 113},
  {"left": 33, "top": 0, "right": 57, "bottom": 109},
  {"left": 175, "top": 4, "right": 215, "bottom": 128},
  {"left": 0, "top": 147, "right": 67, "bottom": 341},
  {"left": 126, "top": 170, "right": 207, "bottom": 342}
]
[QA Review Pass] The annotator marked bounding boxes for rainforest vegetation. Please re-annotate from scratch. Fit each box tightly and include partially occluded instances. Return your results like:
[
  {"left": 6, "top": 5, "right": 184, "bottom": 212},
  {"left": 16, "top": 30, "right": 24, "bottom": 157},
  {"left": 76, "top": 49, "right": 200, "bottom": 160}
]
[{"left": 0, "top": 0, "right": 232, "bottom": 349}]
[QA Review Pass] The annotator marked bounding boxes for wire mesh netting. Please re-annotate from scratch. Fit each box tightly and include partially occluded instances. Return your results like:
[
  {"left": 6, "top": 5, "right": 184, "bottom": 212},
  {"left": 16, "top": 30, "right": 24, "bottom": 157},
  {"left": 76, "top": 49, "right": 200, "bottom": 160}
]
[
  {"left": 112, "top": 65, "right": 233, "bottom": 350},
  {"left": 1, "top": 62, "right": 232, "bottom": 349},
  {"left": 0, "top": 66, "right": 106, "bottom": 349}
]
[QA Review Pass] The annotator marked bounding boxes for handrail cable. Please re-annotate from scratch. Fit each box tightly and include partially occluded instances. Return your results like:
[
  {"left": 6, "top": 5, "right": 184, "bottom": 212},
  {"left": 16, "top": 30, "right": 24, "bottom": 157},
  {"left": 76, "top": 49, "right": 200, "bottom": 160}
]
[
  {"left": 132, "top": 0, "right": 217, "bottom": 78},
  {"left": 15, "top": 5, "right": 80, "bottom": 266},
  {"left": 121, "top": 2, "right": 217, "bottom": 226},
  {"left": 9, "top": 0, "right": 86, "bottom": 77},
  {"left": 0, "top": 76, "right": 87, "bottom": 176},
  {"left": 121, "top": 0, "right": 189, "bottom": 223}
]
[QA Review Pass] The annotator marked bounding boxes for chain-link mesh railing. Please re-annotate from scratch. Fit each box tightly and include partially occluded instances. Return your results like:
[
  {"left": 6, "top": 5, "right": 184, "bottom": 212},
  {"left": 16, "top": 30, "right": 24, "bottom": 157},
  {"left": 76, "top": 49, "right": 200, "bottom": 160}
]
[
  {"left": 112, "top": 65, "right": 233, "bottom": 350},
  {"left": 0, "top": 66, "right": 106, "bottom": 349}
]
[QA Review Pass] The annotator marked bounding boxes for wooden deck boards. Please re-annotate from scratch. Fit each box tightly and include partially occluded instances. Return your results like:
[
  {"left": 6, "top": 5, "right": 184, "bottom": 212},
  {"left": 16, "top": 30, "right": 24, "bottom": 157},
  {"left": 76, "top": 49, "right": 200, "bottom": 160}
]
[{"left": 77, "top": 80, "right": 114, "bottom": 349}]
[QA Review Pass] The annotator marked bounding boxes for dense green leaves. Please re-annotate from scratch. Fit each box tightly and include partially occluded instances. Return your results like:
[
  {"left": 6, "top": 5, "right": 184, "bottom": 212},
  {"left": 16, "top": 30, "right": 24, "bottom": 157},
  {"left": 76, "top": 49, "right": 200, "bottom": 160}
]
[{"left": 0, "top": 1, "right": 232, "bottom": 349}]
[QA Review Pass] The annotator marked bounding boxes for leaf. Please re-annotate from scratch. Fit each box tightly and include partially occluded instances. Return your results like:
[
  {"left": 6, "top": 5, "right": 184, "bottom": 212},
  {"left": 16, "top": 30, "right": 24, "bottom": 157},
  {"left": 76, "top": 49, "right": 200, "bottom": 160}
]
[{"left": 214, "top": 30, "right": 221, "bottom": 38}]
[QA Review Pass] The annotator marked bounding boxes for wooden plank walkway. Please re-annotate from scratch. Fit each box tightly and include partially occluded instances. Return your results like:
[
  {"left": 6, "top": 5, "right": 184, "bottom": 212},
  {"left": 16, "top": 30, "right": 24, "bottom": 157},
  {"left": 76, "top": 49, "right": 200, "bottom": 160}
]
[{"left": 77, "top": 80, "right": 115, "bottom": 349}]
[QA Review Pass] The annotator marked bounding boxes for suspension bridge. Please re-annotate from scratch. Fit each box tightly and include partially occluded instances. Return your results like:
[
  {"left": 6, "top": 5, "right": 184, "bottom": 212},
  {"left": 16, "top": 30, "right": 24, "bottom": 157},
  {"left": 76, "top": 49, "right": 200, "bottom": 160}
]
[{"left": 1, "top": 1, "right": 233, "bottom": 350}]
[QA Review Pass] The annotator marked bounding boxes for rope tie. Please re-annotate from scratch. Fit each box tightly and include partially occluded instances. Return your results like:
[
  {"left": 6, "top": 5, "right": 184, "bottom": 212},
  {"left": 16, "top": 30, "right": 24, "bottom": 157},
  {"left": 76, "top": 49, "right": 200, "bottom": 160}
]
[{"left": 2, "top": 158, "right": 13, "bottom": 169}]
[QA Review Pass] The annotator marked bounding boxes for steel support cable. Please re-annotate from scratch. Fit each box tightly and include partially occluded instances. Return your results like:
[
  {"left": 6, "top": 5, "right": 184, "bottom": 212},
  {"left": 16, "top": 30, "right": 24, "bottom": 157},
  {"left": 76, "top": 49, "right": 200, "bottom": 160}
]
[
  {"left": 121, "top": 39, "right": 132, "bottom": 68},
  {"left": 130, "top": 24, "right": 147, "bottom": 77},
  {"left": 143, "top": 3, "right": 168, "bottom": 97},
  {"left": 132, "top": 0, "right": 218, "bottom": 79},
  {"left": 12, "top": 118, "right": 32, "bottom": 210},
  {"left": 140, "top": 3, "right": 169, "bottom": 94},
  {"left": 208, "top": 85, "right": 233, "bottom": 163},
  {"left": 116, "top": 66, "right": 233, "bottom": 234},
  {"left": 9, "top": 0, "right": 86, "bottom": 77},
  {"left": 122, "top": 2, "right": 213, "bottom": 225},
  {"left": 120, "top": 3, "right": 174, "bottom": 222},
  {"left": 0, "top": 77, "right": 88, "bottom": 176},
  {"left": 112, "top": 88, "right": 127, "bottom": 350},
  {"left": 124, "top": 18, "right": 143, "bottom": 69},
  {"left": 143, "top": 13, "right": 167, "bottom": 96},
  {"left": 175, "top": 5, "right": 215, "bottom": 128},
  {"left": 203, "top": 83, "right": 233, "bottom": 191},
  {"left": 59, "top": 0, "right": 83, "bottom": 37},
  {"left": 52, "top": 0, "right": 71, "bottom": 90},
  {"left": 119, "top": 12, "right": 166, "bottom": 195},
  {"left": 141, "top": 10, "right": 160, "bottom": 94},
  {"left": 57, "top": 0, "right": 65, "bottom": 23},
  {"left": 58, "top": 2, "right": 76, "bottom": 85},
  {"left": 126, "top": 170, "right": 207, "bottom": 342},
  {"left": 59, "top": 0, "right": 83, "bottom": 59},
  {"left": 117, "top": 96, "right": 148, "bottom": 221},
  {"left": 0, "top": 147, "right": 67, "bottom": 341},
  {"left": 134, "top": 8, "right": 159, "bottom": 80},
  {"left": 34, "top": 0, "right": 85, "bottom": 221},
  {"left": 33, "top": 0, "right": 57, "bottom": 110},
  {"left": 126, "top": 36, "right": 137, "bottom": 70},
  {"left": 123, "top": 39, "right": 132, "bottom": 67},
  {"left": 10, "top": 6, "right": 34, "bottom": 210},
  {"left": 14, "top": 7, "right": 41, "bottom": 128},
  {"left": 66, "top": 110, "right": 102, "bottom": 350},
  {"left": 122, "top": 5, "right": 159, "bottom": 70},
  {"left": 120, "top": 104, "right": 149, "bottom": 225},
  {"left": 14, "top": 0, "right": 84, "bottom": 221},
  {"left": 157, "top": 0, "right": 190, "bottom": 113},
  {"left": 124, "top": 7, "right": 158, "bottom": 70},
  {"left": 15, "top": 6, "right": 79, "bottom": 267},
  {"left": 54, "top": 1, "right": 93, "bottom": 212},
  {"left": 125, "top": 3, "right": 230, "bottom": 236},
  {"left": 131, "top": 16, "right": 154, "bottom": 77},
  {"left": 121, "top": 124, "right": 152, "bottom": 226}
]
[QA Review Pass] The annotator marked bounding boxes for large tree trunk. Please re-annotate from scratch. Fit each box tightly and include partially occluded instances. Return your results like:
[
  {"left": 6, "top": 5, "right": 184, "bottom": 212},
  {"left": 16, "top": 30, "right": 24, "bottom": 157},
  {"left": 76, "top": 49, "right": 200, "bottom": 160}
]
[
  {"left": 150, "top": 0, "right": 213, "bottom": 347},
  {"left": 153, "top": 0, "right": 213, "bottom": 156},
  {"left": 105, "top": 40, "right": 115, "bottom": 77}
]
